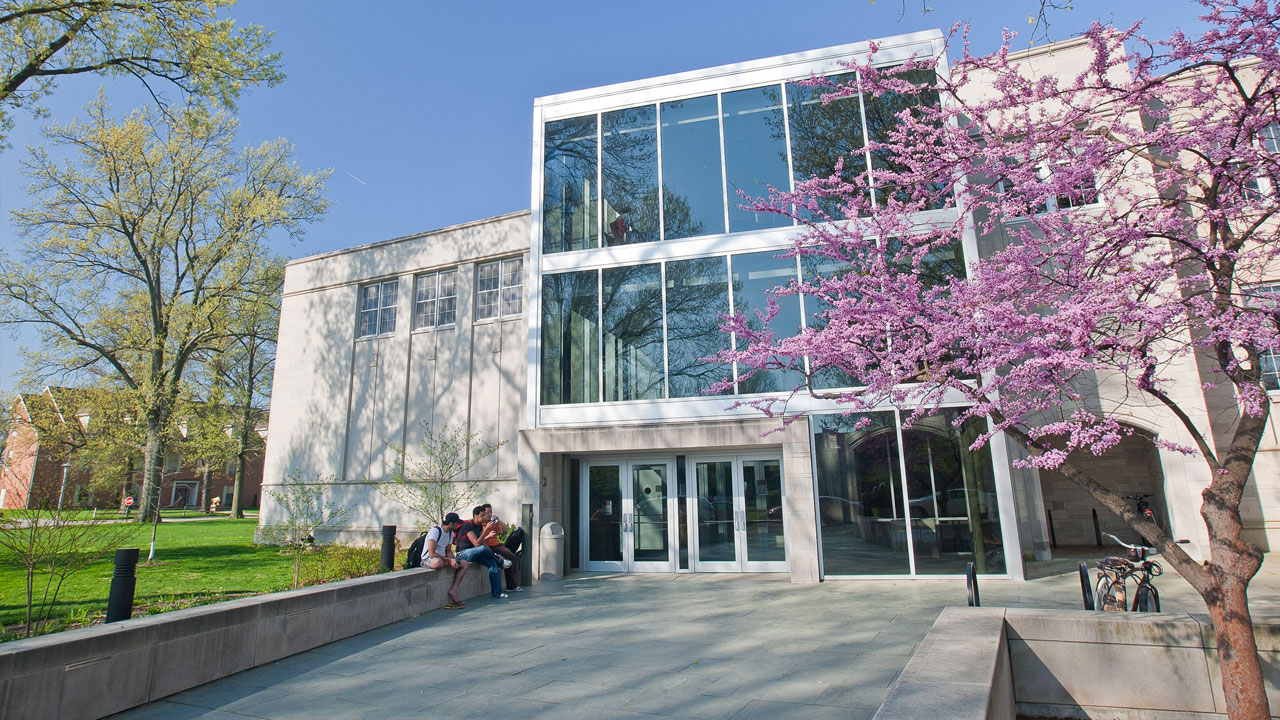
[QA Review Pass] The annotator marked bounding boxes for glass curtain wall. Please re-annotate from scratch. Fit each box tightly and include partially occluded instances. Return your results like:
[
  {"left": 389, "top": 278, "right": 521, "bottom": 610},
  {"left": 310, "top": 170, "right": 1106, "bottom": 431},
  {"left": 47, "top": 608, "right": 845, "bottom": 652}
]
[
  {"left": 541, "top": 271, "right": 599, "bottom": 404},
  {"left": 731, "top": 250, "right": 804, "bottom": 393},
  {"left": 665, "top": 256, "right": 732, "bottom": 398},
  {"left": 543, "top": 67, "right": 944, "bottom": 254},
  {"left": 813, "top": 410, "right": 1006, "bottom": 576}
]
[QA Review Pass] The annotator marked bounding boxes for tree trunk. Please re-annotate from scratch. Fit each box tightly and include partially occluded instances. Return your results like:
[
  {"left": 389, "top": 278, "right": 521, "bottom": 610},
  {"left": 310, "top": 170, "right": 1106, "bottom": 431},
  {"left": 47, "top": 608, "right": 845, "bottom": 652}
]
[
  {"left": 136, "top": 418, "right": 165, "bottom": 523},
  {"left": 1208, "top": 572, "right": 1269, "bottom": 719},
  {"left": 231, "top": 413, "right": 249, "bottom": 519},
  {"left": 199, "top": 461, "right": 210, "bottom": 512}
]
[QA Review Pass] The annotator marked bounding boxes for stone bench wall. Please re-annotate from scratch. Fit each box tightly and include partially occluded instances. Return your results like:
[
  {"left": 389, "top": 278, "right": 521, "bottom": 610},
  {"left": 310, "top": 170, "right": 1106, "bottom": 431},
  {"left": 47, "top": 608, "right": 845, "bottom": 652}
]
[
  {"left": 873, "top": 607, "right": 1280, "bottom": 720},
  {"left": 0, "top": 566, "right": 489, "bottom": 720}
]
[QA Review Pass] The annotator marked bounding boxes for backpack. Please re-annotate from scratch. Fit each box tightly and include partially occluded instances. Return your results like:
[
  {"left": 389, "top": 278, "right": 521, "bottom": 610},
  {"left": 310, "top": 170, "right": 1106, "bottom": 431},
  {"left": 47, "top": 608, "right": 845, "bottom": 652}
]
[{"left": 405, "top": 530, "right": 430, "bottom": 569}]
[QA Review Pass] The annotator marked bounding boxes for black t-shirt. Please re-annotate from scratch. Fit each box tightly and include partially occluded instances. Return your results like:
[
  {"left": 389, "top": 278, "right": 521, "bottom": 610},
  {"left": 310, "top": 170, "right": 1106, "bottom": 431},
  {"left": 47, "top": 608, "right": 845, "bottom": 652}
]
[{"left": 455, "top": 520, "right": 483, "bottom": 550}]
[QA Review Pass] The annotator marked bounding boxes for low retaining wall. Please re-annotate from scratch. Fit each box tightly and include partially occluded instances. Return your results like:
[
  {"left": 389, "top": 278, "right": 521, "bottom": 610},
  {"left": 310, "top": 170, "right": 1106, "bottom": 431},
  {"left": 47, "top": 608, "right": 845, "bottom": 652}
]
[
  {"left": 0, "top": 566, "right": 490, "bottom": 720},
  {"left": 874, "top": 608, "right": 1280, "bottom": 719}
]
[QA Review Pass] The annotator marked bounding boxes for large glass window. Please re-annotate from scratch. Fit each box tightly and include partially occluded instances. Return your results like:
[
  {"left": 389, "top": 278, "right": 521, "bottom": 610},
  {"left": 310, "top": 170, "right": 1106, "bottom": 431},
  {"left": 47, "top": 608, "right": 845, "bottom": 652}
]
[
  {"left": 1254, "top": 283, "right": 1280, "bottom": 391},
  {"left": 788, "top": 73, "right": 868, "bottom": 219},
  {"left": 543, "top": 116, "right": 599, "bottom": 253},
  {"left": 358, "top": 279, "right": 397, "bottom": 338},
  {"left": 661, "top": 95, "right": 726, "bottom": 240},
  {"left": 801, "top": 256, "right": 860, "bottom": 390},
  {"left": 602, "top": 264, "right": 665, "bottom": 401},
  {"left": 665, "top": 256, "right": 732, "bottom": 398},
  {"left": 602, "top": 106, "right": 660, "bottom": 246},
  {"left": 722, "top": 85, "right": 792, "bottom": 233},
  {"left": 813, "top": 412, "right": 909, "bottom": 575},
  {"left": 541, "top": 271, "right": 599, "bottom": 405},
  {"left": 902, "top": 409, "right": 1006, "bottom": 574},
  {"left": 731, "top": 250, "right": 804, "bottom": 393},
  {"left": 862, "top": 67, "right": 948, "bottom": 210}
]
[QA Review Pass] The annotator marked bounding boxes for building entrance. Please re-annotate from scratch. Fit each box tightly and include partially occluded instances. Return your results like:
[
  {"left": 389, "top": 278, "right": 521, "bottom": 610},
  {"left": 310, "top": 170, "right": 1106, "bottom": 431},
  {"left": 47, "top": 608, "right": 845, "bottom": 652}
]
[{"left": 578, "top": 455, "right": 786, "bottom": 573}]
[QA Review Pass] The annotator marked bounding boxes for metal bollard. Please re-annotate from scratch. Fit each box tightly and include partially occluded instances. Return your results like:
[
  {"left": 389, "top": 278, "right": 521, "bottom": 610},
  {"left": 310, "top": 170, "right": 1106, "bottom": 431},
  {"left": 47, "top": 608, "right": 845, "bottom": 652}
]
[
  {"left": 381, "top": 525, "right": 396, "bottom": 572},
  {"left": 966, "top": 561, "right": 980, "bottom": 607},
  {"left": 1092, "top": 508, "right": 1103, "bottom": 548},
  {"left": 106, "top": 548, "right": 140, "bottom": 623},
  {"left": 521, "top": 504, "right": 533, "bottom": 587}
]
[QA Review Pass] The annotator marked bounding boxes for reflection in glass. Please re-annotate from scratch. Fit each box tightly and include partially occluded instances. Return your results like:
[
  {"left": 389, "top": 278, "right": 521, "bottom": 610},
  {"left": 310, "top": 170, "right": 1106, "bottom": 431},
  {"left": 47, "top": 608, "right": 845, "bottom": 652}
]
[
  {"left": 677, "top": 456, "right": 689, "bottom": 570},
  {"left": 588, "top": 465, "right": 623, "bottom": 563},
  {"left": 743, "top": 459, "right": 784, "bottom": 562},
  {"left": 602, "top": 106, "right": 660, "bottom": 246},
  {"left": 788, "top": 73, "right": 868, "bottom": 219},
  {"left": 885, "top": 238, "right": 966, "bottom": 290},
  {"left": 695, "top": 461, "right": 736, "bottom": 562},
  {"left": 602, "top": 264, "right": 665, "bottom": 401},
  {"left": 813, "top": 412, "right": 910, "bottom": 575},
  {"left": 722, "top": 86, "right": 792, "bottom": 233},
  {"left": 543, "top": 116, "right": 599, "bottom": 253},
  {"left": 541, "top": 271, "right": 599, "bottom": 405},
  {"left": 862, "top": 68, "right": 950, "bottom": 210},
  {"left": 633, "top": 463, "right": 669, "bottom": 562},
  {"left": 903, "top": 409, "right": 1005, "bottom": 574},
  {"left": 801, "top": 256, "right": 860, "bottom": 390},
  {"left": 731, "top": 250, "right": 804, "bottom": 393},
  {"left": 665, "top": 256, "right": 732, "bottom": 398},
  {"left": 661, "top": 95, "right": 725, "bottom": 240}
]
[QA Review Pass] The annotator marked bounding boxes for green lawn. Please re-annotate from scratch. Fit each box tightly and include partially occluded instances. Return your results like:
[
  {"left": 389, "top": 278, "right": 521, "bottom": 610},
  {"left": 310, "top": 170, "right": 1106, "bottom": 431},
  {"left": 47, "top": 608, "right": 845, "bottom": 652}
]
[
  {"left": 0, "top": 508, "right": 253, "bottom": 521},
  {"left": 0, "top": 519, "right": 301, "bottom": 638}
]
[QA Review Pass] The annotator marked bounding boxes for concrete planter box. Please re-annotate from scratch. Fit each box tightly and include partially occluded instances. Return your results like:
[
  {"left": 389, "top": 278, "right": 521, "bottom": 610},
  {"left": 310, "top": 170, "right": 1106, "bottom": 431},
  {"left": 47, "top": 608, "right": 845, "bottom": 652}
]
[
  {"left": 874, "top": 607, "right": 1280, "bottom": 720},
  {"left": 0, "top": 566, "right": 490, "bottom": 720}
]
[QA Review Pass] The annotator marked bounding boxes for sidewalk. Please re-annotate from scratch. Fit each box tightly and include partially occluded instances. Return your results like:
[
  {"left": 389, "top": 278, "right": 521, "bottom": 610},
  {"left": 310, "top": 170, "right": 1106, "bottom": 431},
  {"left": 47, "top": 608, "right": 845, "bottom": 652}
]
[{"left": 111, "top": 556, "right": 1280, "bottom": 720}]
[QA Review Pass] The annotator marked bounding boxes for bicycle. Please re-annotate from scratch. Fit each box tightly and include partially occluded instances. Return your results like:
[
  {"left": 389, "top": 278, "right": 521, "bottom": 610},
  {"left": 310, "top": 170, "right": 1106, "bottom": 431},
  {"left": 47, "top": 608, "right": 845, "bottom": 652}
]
[
  {"left": 1122, "top": 493, "right": 1158, "bottom": 526},
  {"left": 1092, "top": 533, "right": 1162, "bottom": 612}
]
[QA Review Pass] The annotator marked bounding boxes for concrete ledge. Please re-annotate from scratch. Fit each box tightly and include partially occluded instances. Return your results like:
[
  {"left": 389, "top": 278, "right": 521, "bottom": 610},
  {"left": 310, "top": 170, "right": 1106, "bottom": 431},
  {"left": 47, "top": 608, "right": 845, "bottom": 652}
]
[
  {"left": 0, "top": 566, "right": 490, "bottom": 720},
  {"left": 873, "top": 607, "right": 1014, "bottom": 720}
]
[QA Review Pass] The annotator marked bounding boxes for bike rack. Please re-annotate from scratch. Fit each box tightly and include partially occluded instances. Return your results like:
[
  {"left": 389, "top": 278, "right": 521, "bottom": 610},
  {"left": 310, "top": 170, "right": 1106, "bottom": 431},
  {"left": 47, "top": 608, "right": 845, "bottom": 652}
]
[
  {"left": 966, "top": 562, "right": 980, "bottom": 607},
  {"left": 1079, "top": 561, "right": 1095, "bottom": 610}
]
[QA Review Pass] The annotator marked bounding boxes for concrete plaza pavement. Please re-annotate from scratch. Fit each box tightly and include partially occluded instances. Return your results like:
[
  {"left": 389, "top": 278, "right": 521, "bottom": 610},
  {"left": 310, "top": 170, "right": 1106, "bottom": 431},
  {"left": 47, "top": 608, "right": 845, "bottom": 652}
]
[{"left": 112, "top": 557, "right": 1280, "bottom": 720}]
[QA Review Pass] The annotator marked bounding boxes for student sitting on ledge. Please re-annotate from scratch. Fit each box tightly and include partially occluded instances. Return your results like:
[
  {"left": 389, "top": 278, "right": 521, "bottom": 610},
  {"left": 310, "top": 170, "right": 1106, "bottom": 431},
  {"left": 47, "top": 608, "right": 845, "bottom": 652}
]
[
  {"left": 424, "top": 512, "right": 470, "bottom": 609},
  {"left": 454, "top": 505, "right": 511, "bottom": 599},
  {"left": 481, "top": 503, "right": 525, "bottom": 592}
]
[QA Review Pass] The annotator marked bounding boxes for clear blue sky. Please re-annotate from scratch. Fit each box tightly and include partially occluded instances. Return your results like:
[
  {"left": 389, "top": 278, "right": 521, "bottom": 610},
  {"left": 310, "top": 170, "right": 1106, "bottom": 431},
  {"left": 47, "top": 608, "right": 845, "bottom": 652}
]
[{"left": 0, "top": 0, "right": 1213, "bottom": 394}]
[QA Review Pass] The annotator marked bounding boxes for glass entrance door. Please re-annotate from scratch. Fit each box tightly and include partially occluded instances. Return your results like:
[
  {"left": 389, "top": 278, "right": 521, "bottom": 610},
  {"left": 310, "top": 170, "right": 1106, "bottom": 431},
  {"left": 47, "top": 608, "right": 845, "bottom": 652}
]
[
  {"left": 689, "top": 456, "right": 787, "bottom": 572},
  {"left": 582, "top": 459, "right": 676, "bottom": 572}
]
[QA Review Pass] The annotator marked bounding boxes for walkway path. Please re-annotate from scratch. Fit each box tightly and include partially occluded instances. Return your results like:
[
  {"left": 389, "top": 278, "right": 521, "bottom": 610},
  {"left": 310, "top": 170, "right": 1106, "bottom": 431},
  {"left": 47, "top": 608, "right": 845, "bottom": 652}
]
[{"left": 111, "top": 557, "right": 1280, "bottom": 720}]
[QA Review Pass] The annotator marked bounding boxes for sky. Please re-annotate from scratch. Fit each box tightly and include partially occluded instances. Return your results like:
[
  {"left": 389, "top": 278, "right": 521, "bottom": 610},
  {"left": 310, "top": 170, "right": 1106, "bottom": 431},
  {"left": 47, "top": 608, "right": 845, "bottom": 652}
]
[{"left": 0, "top": 0, "right": 1216, "bottom": 394}]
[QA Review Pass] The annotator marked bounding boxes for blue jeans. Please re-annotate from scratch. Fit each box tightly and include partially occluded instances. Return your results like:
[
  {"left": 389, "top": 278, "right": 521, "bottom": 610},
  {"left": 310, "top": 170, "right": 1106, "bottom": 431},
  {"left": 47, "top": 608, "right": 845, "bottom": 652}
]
[{"left": 456, "top": 546, "right": 504, "bottom": 597}]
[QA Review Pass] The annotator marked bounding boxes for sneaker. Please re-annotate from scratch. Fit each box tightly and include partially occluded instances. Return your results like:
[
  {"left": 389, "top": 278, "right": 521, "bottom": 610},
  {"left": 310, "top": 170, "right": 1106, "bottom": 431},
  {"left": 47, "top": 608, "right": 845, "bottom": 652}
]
[
  {"left": 500, "top": 557, "right": 512, "bottom": 569},
  {"left": 496, "top": 593, "right": 510, "bottom": 599},
  {"left": 511, "top": 586, "right": 524, "bottom": 592}
]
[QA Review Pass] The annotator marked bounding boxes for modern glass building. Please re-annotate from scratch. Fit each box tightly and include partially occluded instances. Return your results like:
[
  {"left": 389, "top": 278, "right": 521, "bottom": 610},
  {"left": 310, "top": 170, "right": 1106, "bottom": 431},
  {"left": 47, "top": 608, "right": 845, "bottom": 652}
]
[{"left": 524, "top": 30, "right": 1025, "bottom": 582}]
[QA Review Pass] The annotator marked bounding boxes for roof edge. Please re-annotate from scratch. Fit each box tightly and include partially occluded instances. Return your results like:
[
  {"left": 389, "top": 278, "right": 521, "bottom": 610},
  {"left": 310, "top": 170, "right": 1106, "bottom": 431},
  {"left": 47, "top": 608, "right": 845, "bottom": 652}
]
[{"left": 287, "top": 209, "right": 531, "bottom": 268}]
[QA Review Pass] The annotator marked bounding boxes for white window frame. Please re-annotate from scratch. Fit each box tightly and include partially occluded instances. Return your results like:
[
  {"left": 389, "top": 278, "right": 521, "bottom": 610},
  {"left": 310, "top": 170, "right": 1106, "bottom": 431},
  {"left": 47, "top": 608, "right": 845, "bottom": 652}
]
[
  {"left": 476, "top": 257, "right": 524, "bottom": 321},
  {"left": 413, "top": 269, "right": 459, "bottom": 330},
  {"left": 357, "top": 279, "right": 398, "bottom": 338},
  {"left": 1254, "top": 282, "right": 1280, "bottom": 393}
]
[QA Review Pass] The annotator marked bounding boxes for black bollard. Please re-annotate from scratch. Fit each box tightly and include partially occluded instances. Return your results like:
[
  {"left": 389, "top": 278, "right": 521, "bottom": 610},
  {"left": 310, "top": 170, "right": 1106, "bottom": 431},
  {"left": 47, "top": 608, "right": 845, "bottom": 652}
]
[
  {"left": 521, "top": 503, "right": 533, "bottom": 588},
  {"left": 966, "top": 562, "right": 980, "bottom": 607},
  {"left": 1092, "top": 508, "right": 1103, "bottom": 548},
  {"left": 381, "top": 525, "right": 396, "bottom": 572},
  {"left": 106, "top": 548, "right": 140, "bottom": 623},
  {"left": 1046, "top": 508, "right": 1058, "bottom": 549}
]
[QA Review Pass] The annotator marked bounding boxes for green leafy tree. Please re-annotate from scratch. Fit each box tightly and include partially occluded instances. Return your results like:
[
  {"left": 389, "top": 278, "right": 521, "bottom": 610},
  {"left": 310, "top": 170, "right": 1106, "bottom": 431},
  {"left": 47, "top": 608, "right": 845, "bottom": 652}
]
[
  {"left": 0, "top": 96, "right": 329, "bottom": 522},
  {"left": 0, "top": 0, "right": 281, "bottom": 143},
  {"left": 379, "top": 422, "right": 502, "bottom": 530}
]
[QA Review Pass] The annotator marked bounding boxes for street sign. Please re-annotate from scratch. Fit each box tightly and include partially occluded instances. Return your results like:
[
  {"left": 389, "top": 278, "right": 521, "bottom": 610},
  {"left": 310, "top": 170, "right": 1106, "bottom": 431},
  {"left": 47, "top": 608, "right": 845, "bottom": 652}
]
[{"left": 124, "top": 497, "right": 134, "bottom": 507}]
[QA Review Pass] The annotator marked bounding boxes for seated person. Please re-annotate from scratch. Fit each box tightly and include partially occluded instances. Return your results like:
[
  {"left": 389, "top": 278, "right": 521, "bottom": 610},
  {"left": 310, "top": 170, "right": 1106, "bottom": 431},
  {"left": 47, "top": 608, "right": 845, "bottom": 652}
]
[
  {"left": 454, "top": 505, "right": 510, "bottom": 599},
  {"left": 424, "top": 512, "right": 470, "bottom": 608},
  {"left": 481, "top": 503, "right": 524, "bottom": 592}
]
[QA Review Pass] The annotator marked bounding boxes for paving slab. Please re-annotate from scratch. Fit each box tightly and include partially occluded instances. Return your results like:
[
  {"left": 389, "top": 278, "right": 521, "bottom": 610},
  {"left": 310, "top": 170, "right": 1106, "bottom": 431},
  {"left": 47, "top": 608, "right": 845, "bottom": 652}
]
[{"left": 108, "top": 554, "right": 1280, "bottom": 719}]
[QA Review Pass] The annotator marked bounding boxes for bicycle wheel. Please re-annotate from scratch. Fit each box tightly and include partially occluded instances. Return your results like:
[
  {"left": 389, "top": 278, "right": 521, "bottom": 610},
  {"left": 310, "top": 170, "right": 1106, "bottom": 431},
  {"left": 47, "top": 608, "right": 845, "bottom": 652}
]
[
  {"left": 1138, "top": 584, "right": 1161, "bottom": 613},
  {"left": 1079, "top": 562, "right": 1095, "bottom": 610},
  {"left": 1096, "top": 576, "right": 1115, "bottom": 611}
]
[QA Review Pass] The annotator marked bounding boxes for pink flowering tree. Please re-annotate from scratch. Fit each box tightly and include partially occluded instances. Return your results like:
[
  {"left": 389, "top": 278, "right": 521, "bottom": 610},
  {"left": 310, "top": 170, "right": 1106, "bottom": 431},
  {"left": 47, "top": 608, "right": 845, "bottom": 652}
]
[{"left": 724, "top": 2, "right": 1279, "bottom": 716}]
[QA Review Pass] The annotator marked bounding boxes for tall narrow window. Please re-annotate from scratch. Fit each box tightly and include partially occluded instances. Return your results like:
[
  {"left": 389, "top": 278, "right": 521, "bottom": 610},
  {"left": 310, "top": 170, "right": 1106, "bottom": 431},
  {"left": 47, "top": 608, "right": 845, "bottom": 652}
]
[
  {"left": 661, "top": 95, "right": 725, "bottom": 240},
  {"left": 862, "top": 67, "right": 949, "bottom": 210},
  {"left": 731, "top": 250, "right": 803, "bottom": 393},
  {"left": 602, "top": 105, "right": 660, "bottom": 246},
  {"left": 543, "top": 116, "right": 599, "bottom": 253},
  {"left": 602, "top": 264, "right": 665, "bottom": 401},
  {"left": 358, "top": 279, "right": 398, "bottom": 337},
  {"left": 722, "top": 85, "right": 792, "bottom": 233},
  {"left": 665, "top": 256, "right": 732, "bottom": 397},
  {"left": 500, "top": 258, "right": 523, "bottom": 316},
  {"left": 788, "top": 73, "right": 868, "bottom": 220},
  {"left": 541, "top": 270, "right": 600, "bottom": 405},
  {"left": 438, "top": 270, "right": 458, "bottom": 326},
  {"left": 475, "top": 262, "right": 501, "bottom": 320},
  {"left": 1254, "top": 283, "right": 1280, "bottom": 391}
]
